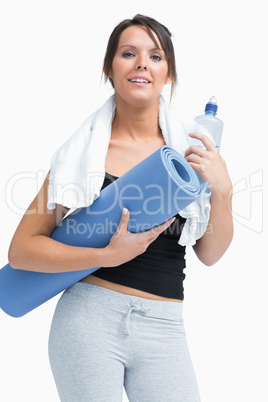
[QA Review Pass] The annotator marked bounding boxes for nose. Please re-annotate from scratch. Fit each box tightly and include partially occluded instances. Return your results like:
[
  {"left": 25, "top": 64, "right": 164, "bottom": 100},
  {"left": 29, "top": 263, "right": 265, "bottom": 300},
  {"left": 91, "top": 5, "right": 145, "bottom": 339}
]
[
  {"left": 136, "top": 54, "right": 147, "bottom": 71},
  {"left": 136, "top": 64, "right": 147, "bottom": 71}
]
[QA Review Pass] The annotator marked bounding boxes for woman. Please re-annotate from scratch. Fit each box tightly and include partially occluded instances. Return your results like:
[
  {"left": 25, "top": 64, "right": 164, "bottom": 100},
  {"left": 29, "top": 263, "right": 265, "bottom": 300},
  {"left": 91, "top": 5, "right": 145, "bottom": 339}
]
[{"left": 8, "top": 15, "right": 233, "bottom": 402}]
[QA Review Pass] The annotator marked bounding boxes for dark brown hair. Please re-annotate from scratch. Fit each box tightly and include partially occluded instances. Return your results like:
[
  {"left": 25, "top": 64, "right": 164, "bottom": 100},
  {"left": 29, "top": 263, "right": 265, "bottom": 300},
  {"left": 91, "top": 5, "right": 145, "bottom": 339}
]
[{"left": 103, "top": 14, "right": 178, "bottom": 98}]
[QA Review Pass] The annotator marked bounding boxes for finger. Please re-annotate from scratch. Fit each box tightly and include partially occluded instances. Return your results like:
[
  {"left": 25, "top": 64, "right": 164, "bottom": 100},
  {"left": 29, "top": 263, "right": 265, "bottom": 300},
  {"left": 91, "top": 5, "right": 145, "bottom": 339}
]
[
  {"left": 116, "top": 207, "right": 130, "bottom": 234},
  {"left": 184, "top": 145, "right": 207, "bottom": 158},
  {"left": 187, "top": 162, "right": 204, "bottom": 175},
  {"left": 185, "top": 150, "right": 209, "bottom": 164},
  {"left": 188, "top": 132, "right": 216, "bottom": 151}
]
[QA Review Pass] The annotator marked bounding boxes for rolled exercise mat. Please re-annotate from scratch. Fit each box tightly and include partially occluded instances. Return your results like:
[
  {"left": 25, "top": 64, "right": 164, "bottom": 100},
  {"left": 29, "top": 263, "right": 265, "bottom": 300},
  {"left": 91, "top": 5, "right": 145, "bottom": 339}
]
[{"left": 0, "top": 146, "right": 204, "bottom": 317}]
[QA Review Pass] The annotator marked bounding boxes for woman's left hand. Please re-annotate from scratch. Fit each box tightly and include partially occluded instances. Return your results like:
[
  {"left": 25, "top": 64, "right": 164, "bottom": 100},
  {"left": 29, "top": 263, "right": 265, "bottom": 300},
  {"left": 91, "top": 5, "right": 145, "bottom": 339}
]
[{"left": 184, "top": 132, "right": 232, "bottom": 196}]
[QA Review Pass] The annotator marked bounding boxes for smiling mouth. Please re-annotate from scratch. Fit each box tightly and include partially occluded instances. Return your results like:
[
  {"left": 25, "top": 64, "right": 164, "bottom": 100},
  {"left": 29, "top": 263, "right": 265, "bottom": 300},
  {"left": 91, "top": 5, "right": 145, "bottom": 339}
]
[{"left": 128, "top": 78, "right": 151, "bottom": 84}]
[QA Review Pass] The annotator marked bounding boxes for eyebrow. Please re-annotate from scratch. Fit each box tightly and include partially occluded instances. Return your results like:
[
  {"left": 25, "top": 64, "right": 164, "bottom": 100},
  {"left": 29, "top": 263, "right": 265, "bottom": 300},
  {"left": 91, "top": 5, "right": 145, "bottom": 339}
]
[{"left": 118, "top": 45, "right": 164, "bottom": 52}]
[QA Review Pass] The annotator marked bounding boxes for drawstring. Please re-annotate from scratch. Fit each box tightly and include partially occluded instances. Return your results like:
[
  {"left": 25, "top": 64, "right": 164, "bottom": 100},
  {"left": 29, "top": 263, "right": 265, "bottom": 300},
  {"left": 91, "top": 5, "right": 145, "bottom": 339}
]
[
  {"left": 125, "top": 306, "right": 136, "bottom": 335},
  {"left": 124, "top": 305, "right": 150, "bottom": 336}
]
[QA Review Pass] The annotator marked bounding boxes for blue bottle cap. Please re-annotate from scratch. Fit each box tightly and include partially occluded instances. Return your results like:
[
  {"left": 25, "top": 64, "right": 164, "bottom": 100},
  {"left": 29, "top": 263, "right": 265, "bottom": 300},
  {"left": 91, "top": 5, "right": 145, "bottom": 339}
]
[{"left": 205, "top": 96, "right": 218, "bottom": 113}]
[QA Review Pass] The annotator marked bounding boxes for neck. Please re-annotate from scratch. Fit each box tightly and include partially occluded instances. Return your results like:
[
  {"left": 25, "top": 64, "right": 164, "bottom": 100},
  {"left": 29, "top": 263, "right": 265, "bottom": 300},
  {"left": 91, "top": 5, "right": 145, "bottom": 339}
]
[{"left": 112, "top": 95, "right": 162, "bottom": 142}]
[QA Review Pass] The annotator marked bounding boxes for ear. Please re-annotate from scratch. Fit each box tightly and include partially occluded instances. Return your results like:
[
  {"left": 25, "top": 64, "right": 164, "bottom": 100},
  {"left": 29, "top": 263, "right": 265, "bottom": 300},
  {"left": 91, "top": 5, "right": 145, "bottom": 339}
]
[
  {"left": 107, "top": 67, "right": 113, "bottom": 80},
  {"left": 103, "top": 65, "right": 112, "bottom": 80},
  {"left": 165, "top": 75, "right": 172, "bottom": 85}
]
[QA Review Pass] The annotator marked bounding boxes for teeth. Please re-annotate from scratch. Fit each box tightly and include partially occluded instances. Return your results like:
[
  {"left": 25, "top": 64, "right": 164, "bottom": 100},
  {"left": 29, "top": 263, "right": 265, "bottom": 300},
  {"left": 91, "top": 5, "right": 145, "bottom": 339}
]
[{"left": 129, "top": 78, "right": 150, "bottom": 83}]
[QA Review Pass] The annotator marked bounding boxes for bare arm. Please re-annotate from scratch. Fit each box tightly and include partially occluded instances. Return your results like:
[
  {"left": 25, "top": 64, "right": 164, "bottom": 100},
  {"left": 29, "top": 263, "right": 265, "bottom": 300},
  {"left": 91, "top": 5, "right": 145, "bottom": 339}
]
[
  {"left": 185, "top": 133, "right": 233, "bottom": 266},
  {"left": 8, "top": 172, "right": 175, "bottom": 273}
]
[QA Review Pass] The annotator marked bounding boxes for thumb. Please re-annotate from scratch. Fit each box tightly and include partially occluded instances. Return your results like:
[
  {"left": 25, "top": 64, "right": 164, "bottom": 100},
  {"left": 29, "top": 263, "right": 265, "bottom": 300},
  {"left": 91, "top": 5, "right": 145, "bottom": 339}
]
[{"left": 116, "top": 207, "right": 130, "bottom": 236}]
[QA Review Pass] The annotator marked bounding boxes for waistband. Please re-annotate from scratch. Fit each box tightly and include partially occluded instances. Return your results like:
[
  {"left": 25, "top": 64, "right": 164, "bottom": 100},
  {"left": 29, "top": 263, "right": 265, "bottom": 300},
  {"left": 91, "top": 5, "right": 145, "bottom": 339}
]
[{"left": 65, "top": 282, "right": 183, "bottom": 321}]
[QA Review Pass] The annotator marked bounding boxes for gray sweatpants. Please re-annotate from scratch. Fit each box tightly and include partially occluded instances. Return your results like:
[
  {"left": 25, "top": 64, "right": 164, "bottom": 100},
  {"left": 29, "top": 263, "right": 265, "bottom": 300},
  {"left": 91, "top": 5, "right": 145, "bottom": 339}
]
[{"left": 48, "top": 282, "right": 201, "bottom": 402}]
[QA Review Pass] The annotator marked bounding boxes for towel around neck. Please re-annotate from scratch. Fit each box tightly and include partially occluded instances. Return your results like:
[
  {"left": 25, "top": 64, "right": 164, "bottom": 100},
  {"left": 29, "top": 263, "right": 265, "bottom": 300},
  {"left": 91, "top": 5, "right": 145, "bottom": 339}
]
[{"left": 47, "top": 94, "right": 211, "bottom": 246}]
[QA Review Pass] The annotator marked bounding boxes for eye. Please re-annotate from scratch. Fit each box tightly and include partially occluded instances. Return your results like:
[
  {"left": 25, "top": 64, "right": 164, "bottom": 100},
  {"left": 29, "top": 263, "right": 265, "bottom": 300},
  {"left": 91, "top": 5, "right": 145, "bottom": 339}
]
[
  {"left": 150, "top": 54, "right": 162, "bottom": 61},
  {"left": 122, "top": 51, "right": 135, "bottom": 58}
]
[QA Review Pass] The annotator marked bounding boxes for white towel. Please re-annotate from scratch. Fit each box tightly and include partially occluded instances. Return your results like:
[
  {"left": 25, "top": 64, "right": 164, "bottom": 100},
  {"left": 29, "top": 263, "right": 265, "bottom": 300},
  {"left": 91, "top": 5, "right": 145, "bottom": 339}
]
[{"left": 48, "top": 94, "right": 211, "bottom": 246}]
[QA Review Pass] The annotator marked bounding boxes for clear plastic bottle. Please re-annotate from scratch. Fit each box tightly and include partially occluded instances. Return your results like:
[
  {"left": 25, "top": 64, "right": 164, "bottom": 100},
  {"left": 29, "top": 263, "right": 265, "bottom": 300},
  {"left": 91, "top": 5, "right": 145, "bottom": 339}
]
[{"left": 191, "top": 96, "right": 224, "bottom": 150}]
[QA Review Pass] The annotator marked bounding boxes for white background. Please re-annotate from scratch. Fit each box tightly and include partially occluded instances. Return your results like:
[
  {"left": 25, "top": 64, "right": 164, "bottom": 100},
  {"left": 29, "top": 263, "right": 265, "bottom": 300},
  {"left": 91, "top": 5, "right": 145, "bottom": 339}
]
[{"left": 0, "top": 1, "right": 267, "bottom": 401}]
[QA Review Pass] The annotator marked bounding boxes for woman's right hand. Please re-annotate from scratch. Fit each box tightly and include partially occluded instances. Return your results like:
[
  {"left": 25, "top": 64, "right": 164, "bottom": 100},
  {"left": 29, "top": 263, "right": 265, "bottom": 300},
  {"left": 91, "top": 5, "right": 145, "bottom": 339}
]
[{"left": 102, "top": 208, "right": 175, "bottom": 267}]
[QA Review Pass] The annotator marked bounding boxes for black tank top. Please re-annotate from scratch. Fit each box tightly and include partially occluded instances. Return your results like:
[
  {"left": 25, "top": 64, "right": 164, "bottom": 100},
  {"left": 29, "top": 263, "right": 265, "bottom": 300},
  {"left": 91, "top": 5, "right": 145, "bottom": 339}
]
[{"left": 92, "top": 172, "right": 187, "bottom": 300}]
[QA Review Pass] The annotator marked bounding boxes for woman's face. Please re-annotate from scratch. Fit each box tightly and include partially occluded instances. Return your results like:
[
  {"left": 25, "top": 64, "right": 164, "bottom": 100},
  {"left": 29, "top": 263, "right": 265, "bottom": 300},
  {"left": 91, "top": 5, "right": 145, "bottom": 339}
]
[{"left": 109, "top": 25, "right": 171, "bottom": 107}]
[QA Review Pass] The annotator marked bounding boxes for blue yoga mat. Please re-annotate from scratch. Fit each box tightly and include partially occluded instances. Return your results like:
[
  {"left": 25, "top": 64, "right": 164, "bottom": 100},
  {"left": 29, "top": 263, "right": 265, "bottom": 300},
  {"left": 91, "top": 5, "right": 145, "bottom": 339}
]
[{"left": 0, "top": 146, "right": 204, "bottom": 317}]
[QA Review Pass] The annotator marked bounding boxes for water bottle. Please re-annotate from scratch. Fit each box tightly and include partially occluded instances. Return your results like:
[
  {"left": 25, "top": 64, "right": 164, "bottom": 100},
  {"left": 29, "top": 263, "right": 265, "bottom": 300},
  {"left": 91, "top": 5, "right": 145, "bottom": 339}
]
[{"left": 191, "top": 96, "right": 224, "bottom": 150}]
